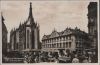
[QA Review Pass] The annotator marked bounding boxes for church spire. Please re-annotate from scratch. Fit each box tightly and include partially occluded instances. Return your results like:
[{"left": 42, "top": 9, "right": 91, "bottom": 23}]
[
  {"left": 27, "top": 2, "right": 35, "bottom": 24},
  {"left": 29, "top": 2, "right": 33, "bottom": 18},
  {"left": 1, "top": 12, "right": 5, "bottom": 22}
]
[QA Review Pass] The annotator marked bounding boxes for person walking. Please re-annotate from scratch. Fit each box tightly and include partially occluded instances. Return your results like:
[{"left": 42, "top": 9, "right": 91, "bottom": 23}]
[
  {"left": 34, "top": 56, "right": 39, "bottom": 63},
  {"left": 72, "top": 54, "right": 79, "bottom": 63},
  {"left": 82, "top": 57, "right": 89, "bottom": 63}
]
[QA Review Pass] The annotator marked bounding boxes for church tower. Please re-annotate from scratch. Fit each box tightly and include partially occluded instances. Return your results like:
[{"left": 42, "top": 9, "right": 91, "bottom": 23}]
[
  {"left": 87, "top": 2, "right": 97, "bottom": 50},
  {"left": 1, "top": 13, "right": 8, "bottom": 55},
  {"left": 25, "top": 2, "right": 40, "bottom": 50},
  {"left": 9, "top": 2, "right": 40, "bottom": 52},
  {"left": 87, "top": 2, "right": 98, "bottom": 62}
]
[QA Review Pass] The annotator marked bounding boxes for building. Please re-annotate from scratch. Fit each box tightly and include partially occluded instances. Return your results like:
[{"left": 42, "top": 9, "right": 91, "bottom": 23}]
[
  {"left": 10, "top": 2, "right": 40, "bottom": 52},
  {"left": 87, "top": 2, "right": 97, "bottom": 54},
  {"left": 87, "top": 2, "right": 98, "bottom": 62},
  {"left": 42, "top": 27, "right": 89, "bottom": 54},
  {"left": 1, "top": 13, "right": 8, "bottom": 55}
]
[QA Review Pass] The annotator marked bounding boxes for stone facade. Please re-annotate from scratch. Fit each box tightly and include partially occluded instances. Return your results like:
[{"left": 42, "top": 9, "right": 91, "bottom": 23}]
[
  {"left": 42, "top": 27, "right": 89, "bottom": 53},
  {"left": 87, "top": 2, "right": 97, "bottom": 52},
  {"left": 2, "top": 13, "right": 8, "bottom": 55}
]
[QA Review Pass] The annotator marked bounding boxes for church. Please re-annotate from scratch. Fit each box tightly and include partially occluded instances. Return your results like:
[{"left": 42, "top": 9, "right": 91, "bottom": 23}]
[
  {"left": 87, "top": 2, "right": 97, "bottom": 53},
  {"left": 10, "top": 2, "right": 41, "bottom": 52},
  {"left": 1, "top": 13, "right": 8, "bottom": 55},
  {"left": 87, "top": 2, "right": 98, "bottom": 62}
]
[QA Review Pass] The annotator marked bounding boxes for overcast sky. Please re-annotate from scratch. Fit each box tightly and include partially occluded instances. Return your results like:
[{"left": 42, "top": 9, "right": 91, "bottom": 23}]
[{"left": 1, "top": 0, "right": 98, "bottom": 42}]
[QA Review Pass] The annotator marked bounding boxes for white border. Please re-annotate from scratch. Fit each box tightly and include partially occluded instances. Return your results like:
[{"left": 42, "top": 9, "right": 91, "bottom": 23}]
[
  {"left": 0, "top": 8, "right": 2, "bottom": 64},
  {"left": 0, "top": 0, "right": 99, "bottom": 65}
]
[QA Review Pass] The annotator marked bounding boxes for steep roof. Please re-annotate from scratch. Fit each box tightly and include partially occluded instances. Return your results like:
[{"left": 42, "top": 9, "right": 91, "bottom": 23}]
[
  {"left": 1, "top": 13, "right": 8, "bottom": 33},
  {"left": 42, "top": 27, "right": 87, "bottom": 40},
  {"left": 25, "top": 2, "right": 35, "bottom": 26}
]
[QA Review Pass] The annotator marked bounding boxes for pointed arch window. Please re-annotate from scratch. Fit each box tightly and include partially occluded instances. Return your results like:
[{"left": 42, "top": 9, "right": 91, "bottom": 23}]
[{"left": 27, "top": 30, "right": 29, "bottom": 48}]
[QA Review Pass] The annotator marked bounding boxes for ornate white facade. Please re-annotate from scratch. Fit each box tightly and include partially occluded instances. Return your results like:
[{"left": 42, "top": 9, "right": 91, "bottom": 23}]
[{"left": 42, "top": 27, "right": 89, "bottom": 53}]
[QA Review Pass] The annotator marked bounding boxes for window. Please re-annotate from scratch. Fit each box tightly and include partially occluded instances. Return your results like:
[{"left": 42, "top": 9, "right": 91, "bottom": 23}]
[
  {"left": 64, "top": 37, "right": 66, "bottom": 41},
  {"left": 56, "top": 38, "right": 57, "bottom": 42},
  {"left": 60, "top": 43, "right": 61, "bottom": 48},
  {"left": 69, "top": 36, "right": 71, "bottom": 40},
  {"left": 63, "top": 43, "right": 65, "bottom": 48},
  {"left": 58, "top": 43, "right": 59, "bottom": 48},
  {"left": 52, "top": 44, "right": 53, "bottom": 48},
  {"left": 27, "top": 30, "right": 29, "bottom": 48},
  {"left": 48, "top": 44, "right": 49, "bottom": 48},
  {"left": 46, "top": 44, "right": 47, "bottom": 48},
  {"left": 61, "top": 37, "right": 63, "bottom": 41},
  {"left": 66, "top": 42, "right": 68, "bottom": 48},
  {"left": 66, "top": 37, "right": 67, "bottom": 40},
  {"left": 76, "top": 42, "right": 78, "bottom": 47},
  {"left": 57, "top": 43, "right": 58, "bottom": 48},
  {"left": 50, "top": 44, "right": 51, "bottom": 48},
  {"left": 69, "top": 42, "right": 71, "bottom": 48}
]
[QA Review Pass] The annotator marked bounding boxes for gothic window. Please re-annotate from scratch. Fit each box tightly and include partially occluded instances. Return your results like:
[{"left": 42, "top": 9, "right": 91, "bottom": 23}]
[
  {"left": 27, "top": 30, "right": 29, "bottom": 48},
  {"left": 16, "top": 43, "right": 18, "bottom": 49}
]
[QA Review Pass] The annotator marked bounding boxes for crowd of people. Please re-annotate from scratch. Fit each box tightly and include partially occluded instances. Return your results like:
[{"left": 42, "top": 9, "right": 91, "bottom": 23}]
[
  {"left": 23, "top": 50, "right": 98, "bottom": 63},
  {"left": 2, "top": 49, "right": 98, "bottom": 63}
]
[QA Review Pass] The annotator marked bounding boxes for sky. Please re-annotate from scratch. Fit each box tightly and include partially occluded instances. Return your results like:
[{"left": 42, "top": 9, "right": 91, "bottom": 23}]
[{"left": 1, "top": 0, "right": 98, "bottom": 42}]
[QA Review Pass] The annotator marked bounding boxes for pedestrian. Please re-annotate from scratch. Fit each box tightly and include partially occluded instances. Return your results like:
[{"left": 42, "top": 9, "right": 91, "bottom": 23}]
[
  {"left": 78, "top": 54, "right": 86, "bottom": 63},
  {"left": 34, "top": 56, "right": 39, "bottom": 63},
  {"left": 70, "top": 52, "right": 75, "bottom": 62},
  {"left": 72, "top": 54, "right": 79, "bottom": 63},
  {"left": 82, "top": 57, "right": 89, "bottom": 63},
  {"left": 88, "top": 56, "right": 91, "bottom": 63}
]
